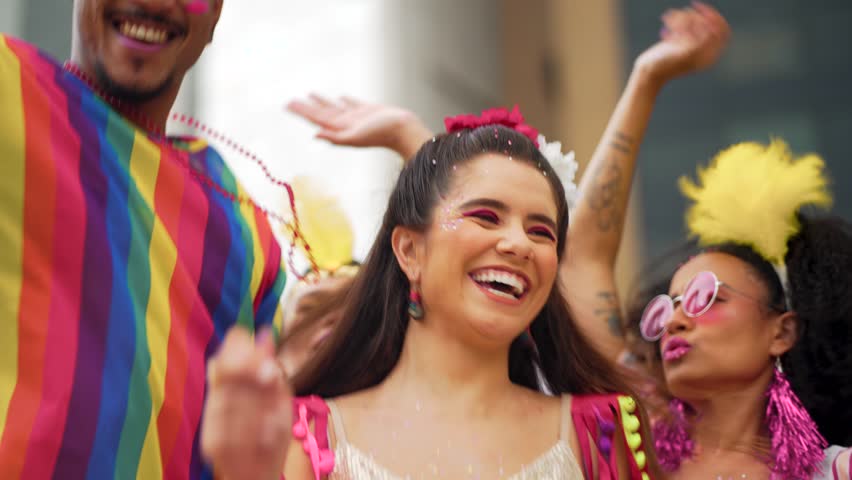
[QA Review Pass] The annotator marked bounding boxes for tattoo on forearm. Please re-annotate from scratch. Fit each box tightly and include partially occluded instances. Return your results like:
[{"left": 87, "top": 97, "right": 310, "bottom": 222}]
[
  {"left": 587, "top": 131, "right": 635, "bottom": 232},
  {"left": 615, "top": 132, "right": 636, "bottom": 148},
  {"left": 588, "top": 161, "right": 623, "bottom": 231},
  {"left": 595, "top": 291, "right": 625, "bottom": 337},
  {"left": 611, "top": 131, "right": 635, "bottom": 155}
]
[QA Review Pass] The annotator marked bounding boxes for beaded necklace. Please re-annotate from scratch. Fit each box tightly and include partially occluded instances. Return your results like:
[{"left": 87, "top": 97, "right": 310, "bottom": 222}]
[{"left": 63, "top": 61, "right": 320, "bottom": 281}]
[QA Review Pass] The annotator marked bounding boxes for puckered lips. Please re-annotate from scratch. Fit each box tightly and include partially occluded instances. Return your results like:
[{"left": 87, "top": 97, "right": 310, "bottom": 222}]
[
  {"left": 469, "top": 266, "right": 530, "bottom": 305},
  {"left": 662, "top": 336, "right": 692, "bottom": 362},
  {"left": 106, "top": 8, "right": 187, "bottom": 53}
]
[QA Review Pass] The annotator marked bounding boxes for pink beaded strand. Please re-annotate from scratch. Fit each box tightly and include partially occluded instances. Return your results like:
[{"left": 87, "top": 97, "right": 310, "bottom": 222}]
[{"left": 62, "top": 62, "right": 320, "bottom": 281}]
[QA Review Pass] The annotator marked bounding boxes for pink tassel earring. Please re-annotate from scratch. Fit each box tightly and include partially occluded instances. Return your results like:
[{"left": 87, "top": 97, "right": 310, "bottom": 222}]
[
  {"left": 652, "top": 398, "right": 695, "bottom": 472},
  {"left": 765, "top": 357, "right": 827, "bottom": 479}
]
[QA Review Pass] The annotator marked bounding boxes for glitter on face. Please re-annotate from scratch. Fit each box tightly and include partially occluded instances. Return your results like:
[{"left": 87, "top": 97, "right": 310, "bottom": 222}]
[
  {"left": 438, "top": 193, "right": 464, "bottom": 232},
  {"left": 440, "top": 203, "right": 463, "bottom": 231}
]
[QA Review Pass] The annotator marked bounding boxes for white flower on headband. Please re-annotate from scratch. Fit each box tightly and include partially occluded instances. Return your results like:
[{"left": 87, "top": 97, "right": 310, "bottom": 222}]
[{"left": 537, "top": 134, "right": 579, "bottom": 210}]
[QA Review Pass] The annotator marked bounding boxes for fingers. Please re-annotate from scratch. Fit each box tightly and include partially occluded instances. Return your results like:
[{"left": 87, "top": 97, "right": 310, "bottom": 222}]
[
  {"left": 286, "top": 93, "right": 348, "bottom": 128},
  {"left": 315, "top": 130, "right": 348, "bottom": 144},
  {"left": 202, "top": 325, "right": 294, "bottom": 479},
  {"left": 286, "top": 99, "right": 338, "bottom": 130},
  {"left": 255, "top": 326, "right": 276, "bottom": 356},
  {"left": 287, "top": 94, "right": 372, "bottom": 136},
  {"left": 340, "top": 96, "right": 364, "bottom": 107},
  {"left": 201, "top": 381, "right": 292, "bottom": 478},
  {"left": 307, "top": 93, "right": 337, "bottom": 108},
  {"left": 661, "top": 4, "right": 715, "bottom": 40},
  {"left": 209, "top": 326, "right": 286, "bottom": 390},
  {"left": 211, "top": 326, "right": 255, "bottom": 384},
  {"left": 693, "top": 1, "right": 731, "bottom": 39}
]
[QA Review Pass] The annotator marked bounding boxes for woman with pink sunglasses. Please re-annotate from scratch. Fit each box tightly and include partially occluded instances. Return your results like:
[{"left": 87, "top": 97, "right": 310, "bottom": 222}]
[{"left": 618, "top": 141, "right": 852, "bottom": 479}]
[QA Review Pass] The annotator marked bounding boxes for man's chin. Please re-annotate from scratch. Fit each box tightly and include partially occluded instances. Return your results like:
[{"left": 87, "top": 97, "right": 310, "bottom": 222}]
[{"left": 93, "top": 60, "right": 174, "bottom": 104}]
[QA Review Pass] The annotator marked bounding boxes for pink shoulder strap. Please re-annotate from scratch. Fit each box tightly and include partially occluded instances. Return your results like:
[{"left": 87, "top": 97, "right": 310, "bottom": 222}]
[
  {"left": 571, "top": 394, "right": 653, "bottom": 480},
  {"left": 291, "top": 395, "right": 335, "bottom": 480}
]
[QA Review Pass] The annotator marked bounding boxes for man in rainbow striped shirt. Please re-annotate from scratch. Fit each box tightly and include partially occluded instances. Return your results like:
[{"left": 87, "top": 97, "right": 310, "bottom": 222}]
[{"left": 0, "top": 1, "right": 291, "bottom": 478}]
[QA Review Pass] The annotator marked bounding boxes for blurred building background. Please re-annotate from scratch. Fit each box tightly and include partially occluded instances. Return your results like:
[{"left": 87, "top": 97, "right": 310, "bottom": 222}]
[{"left": 5, "top": 0, "right": 850, "bottom": 290}]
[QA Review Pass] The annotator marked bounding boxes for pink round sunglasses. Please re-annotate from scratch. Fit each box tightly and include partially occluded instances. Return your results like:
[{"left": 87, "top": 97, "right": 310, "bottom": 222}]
[{"left": 639, "top": 270, "right": 784, "bottom": 341}]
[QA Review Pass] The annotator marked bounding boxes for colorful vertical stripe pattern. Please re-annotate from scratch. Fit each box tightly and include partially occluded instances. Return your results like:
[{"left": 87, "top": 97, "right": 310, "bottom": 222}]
[{"left": 0, "top": 35, "right": 287, "bottom": 479}]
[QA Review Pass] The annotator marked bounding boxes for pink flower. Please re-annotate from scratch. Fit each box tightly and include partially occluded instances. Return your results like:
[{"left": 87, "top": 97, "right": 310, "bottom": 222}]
[{"left": 444, "top": 105, "right": 539, "bottom": 147}]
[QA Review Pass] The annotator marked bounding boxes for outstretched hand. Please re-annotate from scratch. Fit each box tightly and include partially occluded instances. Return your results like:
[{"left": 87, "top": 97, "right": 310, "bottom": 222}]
[
  {"left": 287, "top": 94, "right": 433, "bottom": 161},
  {"left": 635, "top": 1, "right": 731, "bottom": 86},
  {"left": 201, "top": 327, "right": 292, "bottom": 480}
]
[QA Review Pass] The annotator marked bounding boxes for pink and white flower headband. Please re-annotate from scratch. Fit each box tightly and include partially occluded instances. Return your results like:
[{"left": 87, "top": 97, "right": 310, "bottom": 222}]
[{"left": 444, "top": 106, "right": 579, "bottom": 210}]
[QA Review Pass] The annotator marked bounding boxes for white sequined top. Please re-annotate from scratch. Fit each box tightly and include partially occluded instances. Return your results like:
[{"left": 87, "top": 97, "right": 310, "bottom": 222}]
[{"left": 325, "top": 395, "right": 585, "bottom": 480}]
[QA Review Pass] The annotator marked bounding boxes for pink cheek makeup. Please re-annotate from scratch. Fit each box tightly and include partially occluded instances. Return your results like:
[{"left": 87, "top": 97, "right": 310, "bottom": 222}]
[
  {"left": 185, "top": 0, "right": 210, "bottom": 15},
  {"left": 692, "top": 305, "right": 726, "bottom": 326}
]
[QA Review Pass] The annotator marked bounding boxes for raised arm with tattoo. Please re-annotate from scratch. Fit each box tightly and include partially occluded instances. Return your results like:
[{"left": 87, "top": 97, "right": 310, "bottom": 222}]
[{"left": 562, "top": 2, "right": 730, "bottom": 361}]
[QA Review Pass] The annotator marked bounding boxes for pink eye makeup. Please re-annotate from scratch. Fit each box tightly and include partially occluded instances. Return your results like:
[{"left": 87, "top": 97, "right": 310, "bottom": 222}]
[
  {"left": 528, "top": 226, "right": 556, "bottom": 241},
  {"left": 461, "top": 209, "right": 500, "bottom": 223}
]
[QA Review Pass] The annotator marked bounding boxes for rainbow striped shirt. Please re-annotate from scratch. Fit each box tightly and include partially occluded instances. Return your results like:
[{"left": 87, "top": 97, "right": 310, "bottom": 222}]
[{"left": 0, "top": 35, "right": 286, "bottom": 479}]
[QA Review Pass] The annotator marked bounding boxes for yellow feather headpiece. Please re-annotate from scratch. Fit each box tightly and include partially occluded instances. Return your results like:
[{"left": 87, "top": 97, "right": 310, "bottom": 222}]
[
  {"left": 289, "top": 176, "right": 355, "bottom": 274},
  {"left": 679, "top": 138, "right": 832, "bottom": 264}
]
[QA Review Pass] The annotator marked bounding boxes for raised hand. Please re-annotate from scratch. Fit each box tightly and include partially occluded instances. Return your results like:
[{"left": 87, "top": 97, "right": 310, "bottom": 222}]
[
  {"left": 287, "top": 94, "right": 433, "bottom": 161},
  {"left": 562, "top": 3, "right": 730, "bottom": 363},
  {"left": 201, "top": 327, "right": 292, "bottom": 480},
  {"left": 635, "top": 1, "right": 731, "bottom": 86}
]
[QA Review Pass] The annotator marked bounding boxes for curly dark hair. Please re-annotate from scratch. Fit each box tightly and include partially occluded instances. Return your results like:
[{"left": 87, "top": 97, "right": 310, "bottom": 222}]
[{"left": 783, "top": 215, "right": 852, "bottom": 445}]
